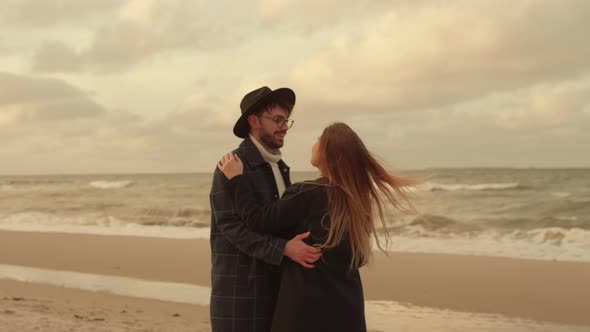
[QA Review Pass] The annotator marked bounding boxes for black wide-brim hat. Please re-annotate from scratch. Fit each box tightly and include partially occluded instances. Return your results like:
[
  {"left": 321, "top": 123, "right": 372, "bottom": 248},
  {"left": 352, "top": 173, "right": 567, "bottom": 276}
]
[{"left": 233, "top": 86, "right": 296, "bottom": 138}]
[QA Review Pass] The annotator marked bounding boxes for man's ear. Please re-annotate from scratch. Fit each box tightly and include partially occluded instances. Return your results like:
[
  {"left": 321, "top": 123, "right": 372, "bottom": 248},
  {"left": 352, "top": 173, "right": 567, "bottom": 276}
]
[{"left": 247, "top": 114, "right": 259, "bottom": 130}]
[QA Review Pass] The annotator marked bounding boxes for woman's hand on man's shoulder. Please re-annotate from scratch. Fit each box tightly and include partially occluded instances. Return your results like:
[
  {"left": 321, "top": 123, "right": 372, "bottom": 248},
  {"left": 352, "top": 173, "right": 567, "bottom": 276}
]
[{"left": 218, "top": 153, "right": 244, "bottom": 179}]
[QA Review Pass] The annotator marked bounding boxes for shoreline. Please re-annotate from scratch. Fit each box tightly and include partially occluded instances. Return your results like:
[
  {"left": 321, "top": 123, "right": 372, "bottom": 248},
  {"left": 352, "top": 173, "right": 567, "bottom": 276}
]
[{"left": 1, "top": 230, "right": 589, "bottom": 327}]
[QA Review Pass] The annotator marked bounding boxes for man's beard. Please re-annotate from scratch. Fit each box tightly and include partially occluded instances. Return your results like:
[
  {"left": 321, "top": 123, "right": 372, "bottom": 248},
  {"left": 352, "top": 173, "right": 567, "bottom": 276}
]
[{"left": 259, "top": 127, "right": 285, "bottom": 150}]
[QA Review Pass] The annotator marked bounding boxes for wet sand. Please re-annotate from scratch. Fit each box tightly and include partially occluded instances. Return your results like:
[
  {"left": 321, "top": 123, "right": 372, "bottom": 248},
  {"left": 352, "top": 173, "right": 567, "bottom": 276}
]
[{"left": 1, "top": 230, "right": 589, "bottom": 330}]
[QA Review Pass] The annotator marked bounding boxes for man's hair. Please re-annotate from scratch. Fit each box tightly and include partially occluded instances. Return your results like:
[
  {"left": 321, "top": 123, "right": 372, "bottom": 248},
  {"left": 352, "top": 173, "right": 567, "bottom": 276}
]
[{"left": 253, "top": 99, "right": 292, "bottom": 116}]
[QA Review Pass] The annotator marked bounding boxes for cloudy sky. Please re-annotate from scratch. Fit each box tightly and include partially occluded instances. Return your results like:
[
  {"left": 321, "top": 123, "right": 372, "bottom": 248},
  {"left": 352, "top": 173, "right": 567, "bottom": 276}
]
[{"left": 1, "top": 0, "right": 589, "bottom": 174}]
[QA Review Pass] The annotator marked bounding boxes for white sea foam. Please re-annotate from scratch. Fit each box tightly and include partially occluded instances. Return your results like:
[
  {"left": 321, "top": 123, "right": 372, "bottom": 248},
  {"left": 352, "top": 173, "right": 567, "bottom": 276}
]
[
  {"left": 379, "top": 227, "right": 590, "bottom": 263},
  {"left": 1, "top": 213, "right": 589, "bottom": 262},
  {"left": 0, "top": 265, "right": 586, "bottom": 332},
  {"left": 424, "top": 182, "right": 522, "bottom": 192},
  {"left": 552, "top": 191, "right": 572, "bottom": 198},
  {"left": 89, "top": 180, "right": 134, "bottom": 189},
  {"left": 364, "top": 301, "right": 589, "bottom": 332},
  {"left": 0, "top": 212, "right": 209, "bottom": 239},
  {"left": 0, "top": 185, "right": 14, "bottom": 191}
]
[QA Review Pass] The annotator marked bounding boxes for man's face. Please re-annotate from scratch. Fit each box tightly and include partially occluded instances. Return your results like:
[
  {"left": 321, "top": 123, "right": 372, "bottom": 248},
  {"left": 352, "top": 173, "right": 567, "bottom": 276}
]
[{"left": 256, "top": 105, "right": 291, "bottom": 150}]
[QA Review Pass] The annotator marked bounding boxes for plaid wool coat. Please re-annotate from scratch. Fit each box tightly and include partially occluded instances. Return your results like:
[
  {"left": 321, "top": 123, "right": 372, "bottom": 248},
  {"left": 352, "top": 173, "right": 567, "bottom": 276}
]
[{"left": 209, "top": 137, "right": 292, "bottom": 332}]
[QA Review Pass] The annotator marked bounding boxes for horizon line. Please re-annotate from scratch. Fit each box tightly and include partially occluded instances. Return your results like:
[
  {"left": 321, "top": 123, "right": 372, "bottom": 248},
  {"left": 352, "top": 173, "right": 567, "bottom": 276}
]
[{"left": 1, "top": 166, "right": 590, "bottom": 177}]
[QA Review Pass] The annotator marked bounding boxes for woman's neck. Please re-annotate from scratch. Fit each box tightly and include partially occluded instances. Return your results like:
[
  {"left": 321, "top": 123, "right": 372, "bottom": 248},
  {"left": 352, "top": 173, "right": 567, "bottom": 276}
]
[{"left": 317, "top": 165, "right": 328, "bottom": 178}]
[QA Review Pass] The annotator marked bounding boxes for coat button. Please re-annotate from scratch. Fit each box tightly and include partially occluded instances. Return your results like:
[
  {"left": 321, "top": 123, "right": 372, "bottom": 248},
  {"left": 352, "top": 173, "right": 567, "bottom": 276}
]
[{"left": 274, "top": 194, "right": 278, "bottom": 198}]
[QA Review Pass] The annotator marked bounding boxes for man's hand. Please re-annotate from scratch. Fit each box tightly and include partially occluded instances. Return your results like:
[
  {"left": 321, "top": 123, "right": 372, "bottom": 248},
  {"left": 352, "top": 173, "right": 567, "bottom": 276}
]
[{"left": 284, "top": 232, "right": 321, "bottom": 269}]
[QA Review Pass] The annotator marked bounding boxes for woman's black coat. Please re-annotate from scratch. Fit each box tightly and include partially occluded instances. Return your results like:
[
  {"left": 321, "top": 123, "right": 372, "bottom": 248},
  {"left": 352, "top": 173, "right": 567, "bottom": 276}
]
[{"left": 226, "top": 175, "right": 366, "bottom": 332}]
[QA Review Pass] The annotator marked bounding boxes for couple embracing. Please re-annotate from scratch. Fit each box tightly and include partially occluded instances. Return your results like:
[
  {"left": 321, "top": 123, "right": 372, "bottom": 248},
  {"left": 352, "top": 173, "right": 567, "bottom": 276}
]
[{"left": 209, "top": 86, "right": 416, "bottom": 332}]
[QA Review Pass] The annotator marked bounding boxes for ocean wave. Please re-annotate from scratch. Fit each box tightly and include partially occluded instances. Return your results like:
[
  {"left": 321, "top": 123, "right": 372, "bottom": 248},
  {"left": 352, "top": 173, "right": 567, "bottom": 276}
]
[
  {"left": 382, "top": 215, "right": 481, "bottom": 236},
  {"left": 380, "top": 213, "right": 590, "bottom": 238},
  {"left": 89, "top": 180, "right": 134, "bottom": 189},
  {"left": 136, "top": 207, "right": 209, "bottom": 218},
  {"left": 543, "top": 199, "right": 590, "bottom": 216},
  {"left": 489, "top": 215, "right": 590, "bottom": 230},
  {"left": 506, "top": 228, "right": 572, "bottom": 246},
  {"left": 139, "top": 219, "right": 210, "bottom": 228},
  {"left": 381, "top": 214, "right": 590, "bottom": 240},
  {"left": 1, "top": 212, "right": 589, "bottom": 262},
  {"left": 380, "top": 226, "right": 590, "bottom": 263},
  {"left": 0, "top": 178, "right": 72, "bottom": 192},
  {"left": 1, "top": 179, "right": 69, "bottom": 185},
  {"left": 134, "top": 207, "right": 211, "bottom": 228},
  {"left": 409, "top": 215, "right": 480, "bottom": 231},
  {"left": 551, "top": 191, "right": 572, "bottom": 198},
  {"left": 423, "top": 182, "right": 525, "bottom": 192},
  {"left": 0, "top": 212, "right": 210, "bottom": 239}
]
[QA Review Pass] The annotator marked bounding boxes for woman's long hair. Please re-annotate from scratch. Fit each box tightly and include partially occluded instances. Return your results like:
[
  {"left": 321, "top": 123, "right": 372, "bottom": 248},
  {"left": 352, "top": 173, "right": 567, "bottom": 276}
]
[{"left": 317, "top": 122, "right": 419, "bottom": 269}]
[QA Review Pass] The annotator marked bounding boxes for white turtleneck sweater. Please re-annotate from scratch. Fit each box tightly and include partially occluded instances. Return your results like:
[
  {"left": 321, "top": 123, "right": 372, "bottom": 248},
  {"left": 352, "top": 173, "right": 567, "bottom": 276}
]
[{"left": 249, "top": 134, "right": 286, "bottom": 197}]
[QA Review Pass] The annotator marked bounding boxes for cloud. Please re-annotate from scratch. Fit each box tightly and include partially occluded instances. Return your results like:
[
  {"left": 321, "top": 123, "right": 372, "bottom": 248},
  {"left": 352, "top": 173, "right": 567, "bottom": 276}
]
[
  {"left": 280, "top": 1, "right": 590, "bottom": 113},
  {"left": 255, "top": 0, "right": 393, "bottom": 31},
  {"left": 30, "top": 41, "right": 85, "bottom": 73},
  {"left": 360, "top": 75, "right": 590, "bottom": 168},
  {"left": 0, "top": 72, "right": 104, "bottom": 124},
  {"left": 0, "top": 37, "right": 7, "bottom": 54},
  {"left": 1, "top": 0, "right": 121, "bottom": 27},
  {"left": 3, "top": 1, "right": 590, "bottom": 173},
  {"left": 31, "top": 24, "right": 187, "bottom": 73},
  {"left": 0, "top": 72, "right": 155, "bottom": 173},
  {"left": 0, "top": 72, "right": 86, "bottom": 104},
  {"left": 267, "top": 72, "right": 590, "bottom": 170},
  {"left": 164, "top": 92, "right": 235, "bottom": 133},
  {"left": 30, "top": 0, "right": 250, "bottom": 73},
  {"left": 493, "top": 79, "right": 590, "bottom": 131},
  {"left": 0, "top": 71, "right": 242, "bottom": 173}
]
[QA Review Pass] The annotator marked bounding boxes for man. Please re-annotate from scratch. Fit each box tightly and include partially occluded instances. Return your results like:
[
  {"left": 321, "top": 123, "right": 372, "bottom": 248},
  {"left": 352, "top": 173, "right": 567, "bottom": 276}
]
[{"left": 209, "top": 86, "right": 321, "bottom": 332}]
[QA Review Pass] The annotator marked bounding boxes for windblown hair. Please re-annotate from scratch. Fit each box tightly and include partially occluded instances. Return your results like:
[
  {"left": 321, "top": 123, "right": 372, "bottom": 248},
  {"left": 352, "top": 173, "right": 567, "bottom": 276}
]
[{"left": 317, "top": 123, "right": 419, "bottom": 269}]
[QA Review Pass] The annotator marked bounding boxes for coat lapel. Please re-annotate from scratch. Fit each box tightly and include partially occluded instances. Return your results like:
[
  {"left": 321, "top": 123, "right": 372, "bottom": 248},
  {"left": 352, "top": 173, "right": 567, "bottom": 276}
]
[{"left": 240, "top": 137, "right": 291, "bottom": 188}]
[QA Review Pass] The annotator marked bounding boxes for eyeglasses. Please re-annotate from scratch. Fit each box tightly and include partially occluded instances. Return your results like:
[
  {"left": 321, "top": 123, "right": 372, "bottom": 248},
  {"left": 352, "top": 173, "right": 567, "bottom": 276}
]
[{"left": 257, "top": 115, "right": 294, "bottom": 129}]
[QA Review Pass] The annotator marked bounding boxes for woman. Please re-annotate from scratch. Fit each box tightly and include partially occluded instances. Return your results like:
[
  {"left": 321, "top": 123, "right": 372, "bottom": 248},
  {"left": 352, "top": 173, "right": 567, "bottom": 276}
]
[{"left": 218, "top": 122, "right": 417, "bottom": 332}]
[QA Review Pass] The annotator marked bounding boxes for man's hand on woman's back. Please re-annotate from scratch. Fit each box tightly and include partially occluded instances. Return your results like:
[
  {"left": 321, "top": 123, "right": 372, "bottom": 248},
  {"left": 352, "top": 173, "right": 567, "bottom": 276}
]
[{"left": 284, "top": 232, "right": 321, "bottom": 268}]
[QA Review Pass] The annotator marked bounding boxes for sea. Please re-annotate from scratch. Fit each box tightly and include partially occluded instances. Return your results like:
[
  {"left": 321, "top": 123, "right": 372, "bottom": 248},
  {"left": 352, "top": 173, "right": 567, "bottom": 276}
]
[{"left": 1, "top": 168, "right": 589, "bottom": 263}]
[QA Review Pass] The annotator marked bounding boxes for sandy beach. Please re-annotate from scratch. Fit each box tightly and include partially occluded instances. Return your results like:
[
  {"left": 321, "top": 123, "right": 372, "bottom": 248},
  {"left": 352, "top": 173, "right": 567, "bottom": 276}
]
[
  {"left": 1, "top": 230, "right": 589, "bottom": 331},
  {"left": 0, "top": 279, "right": 210, "bottom": 332}
]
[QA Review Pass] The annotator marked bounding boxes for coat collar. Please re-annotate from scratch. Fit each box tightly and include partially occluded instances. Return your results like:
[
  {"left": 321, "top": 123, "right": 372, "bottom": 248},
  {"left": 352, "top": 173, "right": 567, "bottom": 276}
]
[{"left": 239, "top": 136, "right": 290, "bottom": 171}]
